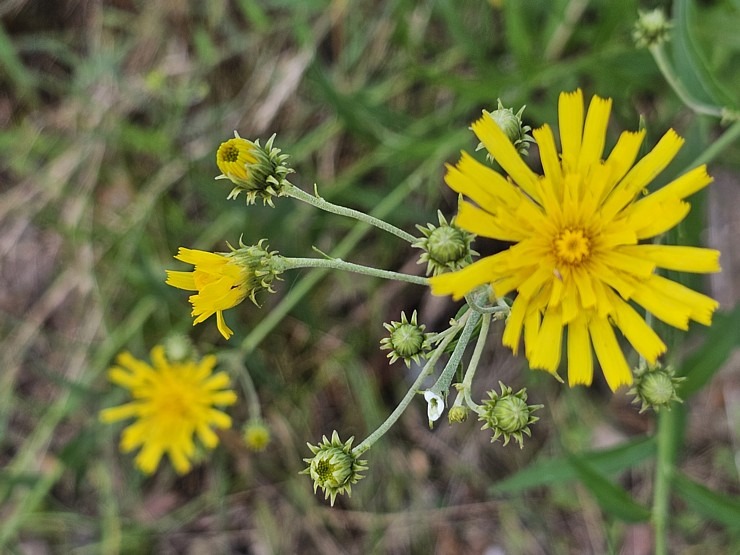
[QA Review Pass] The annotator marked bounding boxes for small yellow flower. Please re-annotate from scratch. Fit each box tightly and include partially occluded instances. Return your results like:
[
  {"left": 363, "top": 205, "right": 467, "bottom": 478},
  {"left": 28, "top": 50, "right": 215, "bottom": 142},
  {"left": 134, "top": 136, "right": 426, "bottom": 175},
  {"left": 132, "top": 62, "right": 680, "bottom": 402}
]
[
  {"left": 100, "top": 346, "right": 237, "bottom": 475},
  {"left": 215, "top": 132, "right": 294, "bottom": 206},
  {"left": 431, "top": 89, "right": 720, "bottom": 391},
  {"left": 216, "top": 135, "right": 258, "bottom": 185},
  {"left": 166, "top": 241, "right": 281, "bottom": 340}
]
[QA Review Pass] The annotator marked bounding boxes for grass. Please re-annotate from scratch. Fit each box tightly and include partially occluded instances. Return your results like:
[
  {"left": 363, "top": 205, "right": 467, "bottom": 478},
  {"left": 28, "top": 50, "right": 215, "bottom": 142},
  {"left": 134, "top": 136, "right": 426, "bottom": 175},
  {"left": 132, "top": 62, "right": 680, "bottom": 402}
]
[{"left": 1, "top": 0, "right": 739, "bottom": 553}]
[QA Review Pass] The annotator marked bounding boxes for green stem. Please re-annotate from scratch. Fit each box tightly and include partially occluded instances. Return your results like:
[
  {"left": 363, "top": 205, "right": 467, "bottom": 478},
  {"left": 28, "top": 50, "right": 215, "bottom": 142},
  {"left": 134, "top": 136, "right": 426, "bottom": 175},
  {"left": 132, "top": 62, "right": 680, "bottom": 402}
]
[
  {"left": 653, "top": 409, "right": 679, "bottom": 555},
  {"left": 680, "top": 119, "right": 740, "bottom": 172},
  {"left": 284, "top": 183, "right": 417, "bottom": 243},
  {"left": 428, "top": 309, "right": 482, "bottom": 398},
  {"left": 352, "top": 312, "right": 468, "bottom": 456},
  {"left": 222, "top": 354, "right": 262, "bottom": 421},
  {"left": 277, "top": 256, "right": 429, "bottom": 286},
  {"left": 459, "top": 312, "right": 492, "bottom": 412},
  {"left": 649, "top": 44, "right": 725, "bottom": 119}
]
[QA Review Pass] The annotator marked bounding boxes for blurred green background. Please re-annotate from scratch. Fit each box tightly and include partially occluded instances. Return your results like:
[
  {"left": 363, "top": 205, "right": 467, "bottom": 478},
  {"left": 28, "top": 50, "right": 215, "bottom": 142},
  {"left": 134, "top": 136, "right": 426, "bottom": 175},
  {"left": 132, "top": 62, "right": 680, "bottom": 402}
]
[{"left": 1, "top": 0, "right": 738, "bottom": 553}]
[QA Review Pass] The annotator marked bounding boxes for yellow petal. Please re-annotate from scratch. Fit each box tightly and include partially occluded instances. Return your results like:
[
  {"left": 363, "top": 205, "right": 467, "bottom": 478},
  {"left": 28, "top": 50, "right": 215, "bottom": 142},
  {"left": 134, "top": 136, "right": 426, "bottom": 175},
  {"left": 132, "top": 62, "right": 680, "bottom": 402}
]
[
  {"left": 619, "top": 245, "right": 720, "bottom": 273},
  {"left": 559, "top": 89, "right": 584, "bottom": 172},
  {"left": 166, "top": 270, "right": 197, "bottom": 290},
  {"left": 588, "top": 317, "right": 633, "bottom": 391},
  {"left": 529, "top": 306, "right": 564, "bottom": 373},
  {"left": 567, "top": 314, "right": 593, "bottom": 386},
  {"left": 216, "top": 311, "right": 234, "bottom": 339},
  {"left": 609, "top": 292, "right": 666, "bottom": 363},
  {"left": 471, "top": 115, "right": 541, "bottom": 202},
  {"left": 429, "top": 255, "right": 503, "bottom": 300},
  {"left": 577, "top": 95, "right": 612, "bottom": 173},
  {"left": 533, "top": 124, "right": 562, "bottom": 193},
  {"left": 602, "top": 130, "right": 646, "bottom": 199}
]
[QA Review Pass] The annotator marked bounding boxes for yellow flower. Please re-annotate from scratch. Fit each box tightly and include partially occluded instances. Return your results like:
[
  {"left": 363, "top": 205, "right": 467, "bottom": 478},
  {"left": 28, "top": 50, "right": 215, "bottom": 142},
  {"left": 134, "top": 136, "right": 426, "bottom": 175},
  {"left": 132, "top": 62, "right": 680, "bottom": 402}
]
[
  {"left": 216, "top": 135, "right": 258, "bottom": 185},
  {"left": 166, "top": 248, "right": 251, "bottom": 340},
  {"left": 430, "top": 89, "right": 720, "bottom": 391},
  {"left": 165, "top": 241, "right": 282, "bottom": 340},
  {"left": 100, "top": 346, "right": 237, "bottom": 475}
]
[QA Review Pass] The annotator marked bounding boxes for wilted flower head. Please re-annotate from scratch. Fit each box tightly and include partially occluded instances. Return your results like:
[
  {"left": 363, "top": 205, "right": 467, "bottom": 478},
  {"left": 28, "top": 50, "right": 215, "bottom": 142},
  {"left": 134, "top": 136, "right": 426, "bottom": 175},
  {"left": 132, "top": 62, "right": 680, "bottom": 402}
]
[
  {"left": 166, "top": 239, "right": 282, "bottom": 340},
  {"left": 216, "top": 132, "right": 294, "bottom": 206},
  {"left": 99, "top": 346, "right": 237, "bottom": 474},
  {"left": 301, "top": 431, "right": 367, "bottom": 506}
]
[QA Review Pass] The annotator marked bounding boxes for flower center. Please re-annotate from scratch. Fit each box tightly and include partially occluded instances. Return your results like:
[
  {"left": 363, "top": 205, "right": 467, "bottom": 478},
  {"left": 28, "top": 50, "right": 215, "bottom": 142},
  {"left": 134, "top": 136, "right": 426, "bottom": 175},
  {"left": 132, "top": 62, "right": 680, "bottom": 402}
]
[
  {"left": 553, "top": 228, "right": 591, "bottom": 265},
  {"left": 220, "top": 144, "right": 240, "bottom": 163}
]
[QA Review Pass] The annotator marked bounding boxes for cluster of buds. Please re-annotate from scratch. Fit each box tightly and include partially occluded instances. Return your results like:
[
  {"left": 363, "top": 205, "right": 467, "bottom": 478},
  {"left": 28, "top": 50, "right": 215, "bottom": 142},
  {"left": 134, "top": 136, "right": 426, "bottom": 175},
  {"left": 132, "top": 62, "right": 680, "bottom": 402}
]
[
  {"left": 301, "top": 431, "right": 367, "bottom": 506},
  {"left": 216, "top": 132, "right": 294, "bottom": 206}
]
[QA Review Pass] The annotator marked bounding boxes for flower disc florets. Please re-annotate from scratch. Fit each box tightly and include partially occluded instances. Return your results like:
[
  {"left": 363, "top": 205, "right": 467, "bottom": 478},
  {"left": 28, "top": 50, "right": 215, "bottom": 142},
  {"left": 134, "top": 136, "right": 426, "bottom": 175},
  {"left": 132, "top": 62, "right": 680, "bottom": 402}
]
[
  {"left": 629, "top": 362, "right": 685, "bottom": 413},
  {"left": 216, "top": 132, "right": 294, "bottom": 206},
  {"left": 301, "top": 431, "right": 368, "bottom": 506},
  {"left": 633, "top": 9, "right": 672, "bottom": 48},
  {"left": 479, "top": 382, "right": 543, "bottom": 448},
  {"left": 414, "top": 211, "right": 477, "bottom": 276},
  {"left": 476, "top": 99, "right": 534, "bottom": 159},
  {"left": 380, "top": 310, "right": 432, "bottom": 367}
]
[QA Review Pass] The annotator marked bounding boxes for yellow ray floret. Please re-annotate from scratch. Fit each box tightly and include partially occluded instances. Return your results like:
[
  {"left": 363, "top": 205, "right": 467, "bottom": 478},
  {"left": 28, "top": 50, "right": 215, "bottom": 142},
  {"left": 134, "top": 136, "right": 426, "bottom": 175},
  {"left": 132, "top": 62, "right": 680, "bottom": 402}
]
[{"left": 430, "top": 89, "right": 721, "bottom": 391}]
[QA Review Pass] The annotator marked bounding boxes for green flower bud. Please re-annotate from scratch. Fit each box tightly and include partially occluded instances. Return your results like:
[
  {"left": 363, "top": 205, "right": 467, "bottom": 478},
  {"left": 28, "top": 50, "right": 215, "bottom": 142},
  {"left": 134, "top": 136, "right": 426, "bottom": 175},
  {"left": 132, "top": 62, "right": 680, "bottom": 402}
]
[
  {"left": 380, "top": 310, "right": 432, "bottom": 367},
  {"left": 479, "top": 382, "right": 543, "bottom": 448},
  {"left": 629, "top": 363, "right": 685, "bottom": 413},
  {"left": 162, "top": 334, "right": 193, "bottom": 363},
  {"left": 243, "top": 419, "right": 271, "bottom": 452},
  {"left": 448, "top": 405, "right": 469, "bottom": 424},
  {"left": 414, "top": 211, "right": 477, "bottom": 276},
  {"left": 633, "top": 9, "right": 672, "bottom": 48},
  {"left": 301, "top": 431, "right": 367, "bottom": 506},
  {"left": 216, "top": 132, "right": 294, "bottom": 206},
  {"left": 476, "top": 99, "right": 534, "bottom": 159}
]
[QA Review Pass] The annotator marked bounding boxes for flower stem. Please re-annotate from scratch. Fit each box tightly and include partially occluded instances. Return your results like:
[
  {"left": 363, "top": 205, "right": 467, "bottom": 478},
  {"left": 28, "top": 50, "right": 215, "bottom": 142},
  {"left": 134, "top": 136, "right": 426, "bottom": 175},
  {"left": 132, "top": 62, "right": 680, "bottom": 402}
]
[
  {"left": 653, "top": 408, "right": 680, "bottom": 555},
  {"left": 352, "top": 312, "right": 469, "bottom": 456},
  {"left": 278, "top": 256, "right": 429, "bottom": 286},
  {"left": 428, "top": 310, "right": 481, "bottom": 399},
  {"left": 284, "top": 183, "right": 417, "bottom": 243},
  {"left": 649, "top": 44, "right": 725, "bottom": 119},
  {"left": 459, "top": 312, "right": 492, "bottom": 412}
]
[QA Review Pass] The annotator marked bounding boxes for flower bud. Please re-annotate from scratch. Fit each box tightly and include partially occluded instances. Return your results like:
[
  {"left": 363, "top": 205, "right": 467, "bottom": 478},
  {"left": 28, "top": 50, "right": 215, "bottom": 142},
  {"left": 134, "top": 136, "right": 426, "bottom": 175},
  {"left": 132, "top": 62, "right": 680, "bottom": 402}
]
[
  {"left": 380, "top": 310, "right": 432, "bottom": 367},
  {"left": 216, "top": 132, "right": 294, "bottom": 206},
  {"left": 629, "top": 363, "right": 685, "bottom": 413},
  {"left": 476, "top": 99, "right": 534, "bottom": 159},
  {"left": 448, "top": 405, "right": 469, "bottom": 424},
  {"left": 633, "top": 9, "right": 672, "bottom": 48},
  {"left": 414, "top": 211, "right": 477, "bottom": 276},
  {"left": 479, "top": 382, "right": 542, "bottom": 448},
  {"left": 301, "top": 431, "right": 367, "bottom": 506},
  {"left": 243, "top": 419, "right": 271, "bottom": 452}
]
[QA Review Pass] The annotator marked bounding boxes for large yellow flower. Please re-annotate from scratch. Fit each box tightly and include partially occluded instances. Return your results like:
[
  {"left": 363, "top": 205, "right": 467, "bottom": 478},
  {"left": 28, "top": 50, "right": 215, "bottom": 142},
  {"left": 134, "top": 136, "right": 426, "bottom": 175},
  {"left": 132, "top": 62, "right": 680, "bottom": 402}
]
[
  {"left": 100, "top": 346, "right": 237, "bottom": 474},
  {"left": 430, "top": 89, "right": 720, "bottom": 391}
]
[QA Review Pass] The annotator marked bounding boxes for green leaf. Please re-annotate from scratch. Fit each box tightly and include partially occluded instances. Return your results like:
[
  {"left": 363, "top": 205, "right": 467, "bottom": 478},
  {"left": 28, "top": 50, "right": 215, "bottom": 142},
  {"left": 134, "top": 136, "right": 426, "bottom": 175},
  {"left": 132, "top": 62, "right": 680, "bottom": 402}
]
[
  {"left": 672, "top": 471, "right": 740, "bottom": 530},
  {"left": 566, "top": 454, "right": 651, "bottom": 523},
  {"left": 678, "top": 305, "right": 740, "bottom": 397},
  {"left": 490, "top": 436, "right": 655, "bottom": 494}
]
